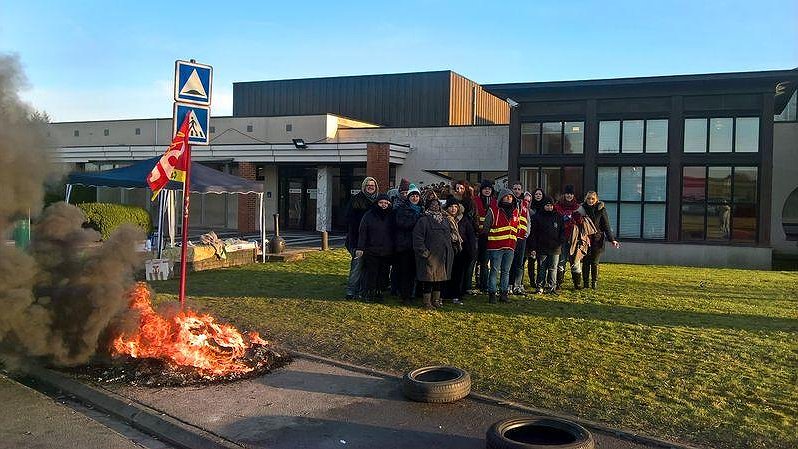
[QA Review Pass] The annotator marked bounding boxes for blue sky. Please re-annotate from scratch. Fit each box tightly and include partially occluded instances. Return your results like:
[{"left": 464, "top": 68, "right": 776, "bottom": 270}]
[{"left": 1, "top": 0, "right": 796, "bottom": 122}]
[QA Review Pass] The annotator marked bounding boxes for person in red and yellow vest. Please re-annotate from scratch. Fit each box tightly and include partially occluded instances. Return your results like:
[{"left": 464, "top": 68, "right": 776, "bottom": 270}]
[
  {"left": 508, "top": 181, "right": 531, "bottom": 295},
  {"left": 473, "top": 180, "right": 497, "bottom": 292},
  {"left": 483, "top": 187, "right": 520, "bottom": 303}
]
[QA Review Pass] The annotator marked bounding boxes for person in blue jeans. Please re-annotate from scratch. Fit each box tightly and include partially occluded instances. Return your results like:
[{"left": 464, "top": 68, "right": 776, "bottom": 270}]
[
  {"left": 345, "top": 177, "right": 378, "bottom": 299},
  {"left": 483, "top": 187, "right": 519, "bottom": 303},
  {"left": 529, "top": 196, "right": 565, "bottom": 294}
]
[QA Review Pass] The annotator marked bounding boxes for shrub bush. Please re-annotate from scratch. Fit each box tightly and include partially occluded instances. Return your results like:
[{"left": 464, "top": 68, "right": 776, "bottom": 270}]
[{"left": 77, "top": 202, "right": 153, "bottom": 240}]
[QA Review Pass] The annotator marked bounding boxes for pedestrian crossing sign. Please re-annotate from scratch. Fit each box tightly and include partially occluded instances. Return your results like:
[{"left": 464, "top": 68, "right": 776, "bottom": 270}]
[
  {"left": 174, "top": 60, "right": 212, "bottom": 106},
  {"left": 173, "top": 102, "right": 210, "bottom": 145}
]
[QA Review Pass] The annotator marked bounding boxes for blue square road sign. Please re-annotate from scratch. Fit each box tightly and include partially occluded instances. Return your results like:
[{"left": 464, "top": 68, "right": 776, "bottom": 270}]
[
  {"left": 173, "top": 102, "right": 210, "bottom": 145},
  {"left": 174, "top": 60, "right": 212, "bottom": 106}
]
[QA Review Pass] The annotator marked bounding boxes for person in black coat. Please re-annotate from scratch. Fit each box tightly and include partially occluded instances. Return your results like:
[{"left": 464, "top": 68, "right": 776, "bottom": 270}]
[
  {"left": 345, "top": 177, "right": 378, "bottom": 299},
  {"left": 573, "top": 190, "right": 620, "bottom": 289},
  {"left": 529, "top": 196, "right": 565, "bottom": 294},
  {"left": 356, "top": 193, "right": 394, "bottom": 302},
  {"left": 413, "top": 195, "right": 458, "bottom": 309},
  {"left": 442, "top": 196, "right": 477, "bottom": 305},
  {"left": 392, "top": 184, "right": 423, "bottom": 304}
]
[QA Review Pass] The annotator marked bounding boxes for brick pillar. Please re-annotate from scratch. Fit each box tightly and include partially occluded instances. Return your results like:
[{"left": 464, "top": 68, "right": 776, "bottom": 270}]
[
  {"left": 236, "top": 162, "right": 258, "bottom": 233},
  {"left": 366, "top": 143, "right": 390, "bottom": 193}
]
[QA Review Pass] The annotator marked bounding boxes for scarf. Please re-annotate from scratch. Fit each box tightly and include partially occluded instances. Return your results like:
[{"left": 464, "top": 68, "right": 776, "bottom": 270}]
[{"left": 361, "top": 177, "right": 378, "bottom": 202}]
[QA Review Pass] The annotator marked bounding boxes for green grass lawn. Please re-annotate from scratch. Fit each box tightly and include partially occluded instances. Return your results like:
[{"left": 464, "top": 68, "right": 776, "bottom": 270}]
[{"left": 152, "top": 249, "right": 797, "bottom": 449}]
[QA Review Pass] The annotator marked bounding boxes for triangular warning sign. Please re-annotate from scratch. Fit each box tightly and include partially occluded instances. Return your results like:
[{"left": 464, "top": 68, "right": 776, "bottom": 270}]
[
  {"left": 180, "top": 69, "right": 207, "bottom": 99},
  {"left": 187, "top": 110, "right": 206, "bottom": 139}
]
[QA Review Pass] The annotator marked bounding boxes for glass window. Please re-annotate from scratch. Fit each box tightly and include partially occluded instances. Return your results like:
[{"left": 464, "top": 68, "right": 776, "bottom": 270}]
[
  {"left": 541, "top": 122, "right": 563, "bottom": 154},
  {"left": 682, "top": 167, "right": 706, "bottom": 202},
  {"left": 604, "top": 202, "right": 617, "bottom": 236},
  {"left": 684, "top": 119, "right": 707, "bottom": 152},
  {"left": 619, "top": 203, "right": 642, "bottom": 238},
  {"left": 733, "top": 167, "right": 758, "bottom": 203},
  {"left": 709, "top": 118, "right": 733, "bottom": 152},
  {"left": 541, "top": 167, "right": 563, "bottom": 196},
  {"left": 643, "top": 204, "right": 666, "bottom": 239},
  {"left": 522, "top": 166, "right": 583, "bottom": 199},
  {"left": 707, "top": 204, "right": 731, "bottom": 241},
  {"left": 563, "top": 121, "right": 584, "bottom": 154},
  {"left": 562, "top": 166, "right": 584, "bottom": 197},
  {"left": 644, "top": 167, "right": 667, "bottom": 201},
  {"left": 681, "top": 203, "right": 706, "bottom": 240},
  {"left": 774, "top": 91, "right": 797, "bottom": 122},
  {"left": 620, "top": 166, "right": 643, "bottom": 201},
  {"left": 645, "top": 119, "right": 668, "bottom": 153},
  {"left": 599, "top": 121, "right": 620, "bottom": 153},
  {"left": 732, "top": 204, "right": 757, "bottom": 242},
  {"left": 521, "top": 123, "right": 541, "bottom": 154},
  {"left": 597, "top": 167, "right": 618, "bottom": 201},
  {"left": 521, "top": 167, "right": 540, "bottom": 191},
  {"left": 735, "top": 117, "right": 759, "bottom": 152},
  {"left": 622, "top": 120, "right": 644, "bottom": 153},
  {"left": 707, "top": 167, "right": 732, "bottom": 203}
]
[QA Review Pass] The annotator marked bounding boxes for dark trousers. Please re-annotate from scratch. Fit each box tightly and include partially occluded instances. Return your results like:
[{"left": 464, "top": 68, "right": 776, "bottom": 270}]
[
  {"left": 421, "top": 281, "right": 445, "bottom": 294},
  {"left": 445, "top": 251, "right": 472, "bottom": 299},
  {"left": 509, "top": 238, "right": 527, "bottom": 289},
  {"left": 527, "top": 254, "right": 536, "bottom": 287},
  {"left": 364, "top": 254, "right": 391, "bottom": 296},
  {"left": 462, "top": 256, "right": 477, "bottom": 295},
  {"left": 476, "top": 235, "right": 489, "bottom": 291},
  {"left": 394, "top": 249, "right": 417, "bottom": 301}
]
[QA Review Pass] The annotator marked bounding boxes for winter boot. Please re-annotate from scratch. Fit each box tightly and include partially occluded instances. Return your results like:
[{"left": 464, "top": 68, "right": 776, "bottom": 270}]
[
  {"left": 572, "top": 271, "right": 583, "bottom": 290},
  {"left": 488, "top": 292, "right": 497, "bottom": 304},
  {"left": 422, "top": 293, "right": 434, "bottom": 310},
  {"left": 582, "top": 265, "right": 590, "bottom": 289},
  {"left": 499, "top": 291, "right": 510, "bottom": 303},
  {"left": 590, "top": 264, "right": 598, "bottom": 290},
  {"left": 431, "top": 290, "right": 443, "bottom": 308},
  {"left": 555, "top": 269, "right": 564, "bottom": 291}
]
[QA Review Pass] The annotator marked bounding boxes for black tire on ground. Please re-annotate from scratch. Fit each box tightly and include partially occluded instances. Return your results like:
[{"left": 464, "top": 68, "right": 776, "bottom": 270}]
[
  {"left": 401, "top": 366, "right": 471, "bottom": 403},
  {"left": 486, "top": 416, "right": 595, "bottom": 449}
]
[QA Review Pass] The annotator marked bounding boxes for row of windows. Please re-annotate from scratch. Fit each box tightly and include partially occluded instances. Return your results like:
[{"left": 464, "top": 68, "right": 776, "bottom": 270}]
[
  {"left": 517, "top": 164, "right": 759, "bottom": 243},
  {"left": 74, "top": 128, "right": 142, "bottom": 137},
  {"left": 71, "top": 123, "right": 289, "bottom": 137},
  {"left": 520, "top": 118, "right": 760, "bottom": 154}
]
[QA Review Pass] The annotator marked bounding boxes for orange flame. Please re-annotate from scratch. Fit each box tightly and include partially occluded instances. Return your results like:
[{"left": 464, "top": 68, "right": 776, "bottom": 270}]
[{"left": 112, "top": 283, "right": 266, "bottom": 376}]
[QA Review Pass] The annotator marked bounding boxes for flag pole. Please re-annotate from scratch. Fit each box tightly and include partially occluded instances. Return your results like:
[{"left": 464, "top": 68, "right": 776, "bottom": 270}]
[{"left": 177, "top": 143, "right": 192, "bottom": 310}]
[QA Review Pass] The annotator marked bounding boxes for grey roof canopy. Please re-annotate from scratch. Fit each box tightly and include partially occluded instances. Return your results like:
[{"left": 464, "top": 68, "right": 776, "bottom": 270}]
[{"left": 67, "top": 156, "right": 263, "bottom": 194}]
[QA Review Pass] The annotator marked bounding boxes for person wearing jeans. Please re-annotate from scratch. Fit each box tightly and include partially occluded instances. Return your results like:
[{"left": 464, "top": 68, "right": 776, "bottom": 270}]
[
  {"left": 529, "top": 196, "right": 565, "bottom": 294},
  {"left": 508, "top": 182, "right": 530, "bottom": 295},
  {"left": 483, "top": 187, "right": 519, "bottom": 303}
]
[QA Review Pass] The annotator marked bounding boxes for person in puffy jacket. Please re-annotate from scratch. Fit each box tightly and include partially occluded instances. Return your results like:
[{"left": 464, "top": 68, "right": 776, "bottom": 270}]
[
  {"left": 356, "top": 193, "right": 394, "bottom": 302},
  {"left": 345, "top": 177, "right": 378, "bottom": 299},
  {"left": 392, "top": 184, "right": 423, "bottom": 304},
  {"left": 573, "top": 191, "right": 620, "bottom": 289},
  {"left": 529, "top": 196, "right": 565, "bottom": 294}
]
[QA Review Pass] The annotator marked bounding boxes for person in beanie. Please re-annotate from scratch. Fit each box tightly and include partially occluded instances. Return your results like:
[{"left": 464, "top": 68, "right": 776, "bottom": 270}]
[
  {"left": 508, "top": 181, "right": 531, "bottom": 295},
  {"left": 451, "top": 180, "right": 478, "bottom": 295},
  {"left": 573, "top": 191, "right": 620, "bottom": 289},
  {"left": 392, "top": 184, "right": 423, "bottom": 304},
  {"left": 525, "top": 188, "right": 545, "bottom": 292},
  {"left": 473, "top": 179, "right": 497, "bottom": 292},
  {"left": 356, "top": 193, "right": 395, "bottom": 302},
  {"left": 345, "top": 176, "right": 378, "bottom": 299},
  {"left": 529, "top": 196, "right": 565, "bottom": 294},
  {"left": 388, "top": 177, "right": 412, "bottom": 296},
  {"left": 555, "top": 184, "right": 583, "bottom": 290},
  {"left": 443, "top": 196, "right": 476, "bottom": 305},
  {"left": 413, "top": 193, "right": 457, "bottom": 309},
  {"left": 483, "top": 187, "right": 519, "bottom": 303}
]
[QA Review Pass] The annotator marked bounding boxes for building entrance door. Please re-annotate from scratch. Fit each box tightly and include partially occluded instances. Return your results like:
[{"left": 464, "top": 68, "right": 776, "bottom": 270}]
[{"left": 279, "top": 167, "right": 317, "bottom": 231}]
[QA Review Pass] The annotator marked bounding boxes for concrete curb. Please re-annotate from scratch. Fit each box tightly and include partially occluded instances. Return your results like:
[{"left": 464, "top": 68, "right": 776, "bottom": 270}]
[
  {"left": 288, "top": 349, "right": 705, "bottom": 449},
  {"left": 25, "top": 366, "right": 244, "bottom": 449}
]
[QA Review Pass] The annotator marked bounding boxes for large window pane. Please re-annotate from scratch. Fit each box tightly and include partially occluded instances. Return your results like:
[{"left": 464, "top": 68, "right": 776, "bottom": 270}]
[
  {"left": 707, "top": 204, "right": 732, "bottom": 241},
  {"left": 684, "top": 119, "right": 707, "bottom": 152},
  {"left": 562, "top": 166, "right": 584, "bottom": 198},
  {"left": 521, "top": 167, "right": 539, "bottom": 191},
  {"left": 540, "top": 167, "right": 563, "bottom": 197},
  {"left": 604, "top": 202, "right": 617, "bottom": 236},
  {"left": 620, "top": 166, "right": 643, "bottom": 201},
  {"left": 619, "top": 203, "right": 641, "bottom": 238},
  {"left": 733, "top": 167, "right": 758, "bottom": 203},
  {"left": 564, "top": 121, "right": 584, "bottom": 154},
  {"left": 709, "top": 118, "right": 733, "bottom": 152},
  {"left": 643, "top": 204, "right": 666, "bottom": 239},
  {"left": 599, "top": 121, "right": 620, "bottom": 153},
  {"left": 732, "top": 204, "right": 757, "bottom": 242},
  {"left": 645, "top": 119, "right": 668, "bottom": 153},
  {"left": 521, "top": 123, "right": 541, "bottom": 154},
  {"left": 541, "top": 122, "right": 563, "bottom": 154},
  {"left": 682, "top": 167, "right": 706, "bottom": 202},
  {"left": 622, "top": 120, "right": 644, "bottom": 153},
  {"left": 681, "top": 203, "right": 706, "bottom": 240},
  {"left": 644, "top": 167, "right": 667, "bottom": 201},
  {"left": 707, "top": 167, "right": 732, "bottom": 203},
  {"left": 735, "top": 117, "right": 759, "bottom": 152},
  {"left": 597, "top": 167, "right": 618, "bottom": 201}
]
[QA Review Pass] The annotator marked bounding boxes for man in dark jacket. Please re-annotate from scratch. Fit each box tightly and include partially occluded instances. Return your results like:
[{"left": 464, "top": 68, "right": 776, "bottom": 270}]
[
  {"left": 356, "top": 193, "right": 394, "bottom": 302},
  {"left": 530, "top": 196, "right": 565, "bottom": 294},
  {"left": 392, "top": 184, "right": 423, "bottom": 304},
  {"left": 345, "top": 176, "right": 378, "bottom": 299}
]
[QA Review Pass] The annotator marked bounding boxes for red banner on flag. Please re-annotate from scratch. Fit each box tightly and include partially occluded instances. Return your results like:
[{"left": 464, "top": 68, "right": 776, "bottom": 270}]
[{"left": 147, "top": 114, "right": 191, "bottom": 200}]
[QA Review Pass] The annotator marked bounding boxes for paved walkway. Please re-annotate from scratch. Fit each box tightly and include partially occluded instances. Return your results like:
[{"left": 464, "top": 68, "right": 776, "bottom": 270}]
[
  {"left": 0, "top": 374, "right": 144, "bottom": 449},
  {"left": 106, "top": 357, "right": 659, "bottom": 449}
]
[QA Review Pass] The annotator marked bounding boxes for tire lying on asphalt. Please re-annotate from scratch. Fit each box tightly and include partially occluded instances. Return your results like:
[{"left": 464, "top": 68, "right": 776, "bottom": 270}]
[
  {"left": 401, "top": 366, "right": 471, "bottom": 403},
  {"left": 486, "top": 416, "right": 595, "bottom": 449}
]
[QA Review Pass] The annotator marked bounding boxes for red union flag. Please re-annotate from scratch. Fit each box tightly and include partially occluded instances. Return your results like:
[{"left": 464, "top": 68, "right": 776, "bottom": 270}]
[{"left": 147, "top": 114, "right": 191, "bottom": 200}]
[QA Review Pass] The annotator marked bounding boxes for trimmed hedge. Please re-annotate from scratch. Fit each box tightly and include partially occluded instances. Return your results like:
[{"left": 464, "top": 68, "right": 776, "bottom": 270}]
[{"left": 77, "top": 202, "right": 153, "bottom": 240}]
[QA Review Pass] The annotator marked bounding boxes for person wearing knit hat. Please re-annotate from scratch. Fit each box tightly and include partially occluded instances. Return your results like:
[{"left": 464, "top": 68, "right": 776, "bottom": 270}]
[
  {"left": 344, "top": 176, "right": 379, "bottom": 300},
  {"left": 474, "top": 179, "right": 497, "bottom": 293},
  {"left": 529, "top": 195, "right": 565, "bottom": 294},
  {"left": 481, "top": 187, "right": 519, "bottom": 303},
  {"left": 393, "top": 183, "right": 423, "bottom": 304},
  {"left": 413, "top": 191, "right": 456, "bottom": 309},
  {"left": 509, "top": 180, "right": 531, "bottom": 296},
  {"left": 555, "top": 184, "right": 582, "bottom": 290}
]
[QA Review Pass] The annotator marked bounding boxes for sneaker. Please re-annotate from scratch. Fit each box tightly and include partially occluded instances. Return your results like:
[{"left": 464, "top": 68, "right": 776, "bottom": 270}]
[
  {"left": 452, "top": 298, "right": 464, "bottom": 306},
  {"left": 534, "top": 287, "right": 543, "bottom": 294}
]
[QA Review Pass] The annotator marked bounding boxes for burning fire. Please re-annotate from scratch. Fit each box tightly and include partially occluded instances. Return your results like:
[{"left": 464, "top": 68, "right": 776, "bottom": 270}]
[{"left": 112, "top": 283, "right": 268, "bottom": 376}]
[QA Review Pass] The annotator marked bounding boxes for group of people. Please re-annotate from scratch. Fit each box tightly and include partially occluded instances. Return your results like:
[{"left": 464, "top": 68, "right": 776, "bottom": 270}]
[{"left": 344, "top": 176, "right": 619, "bottom": 309}]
